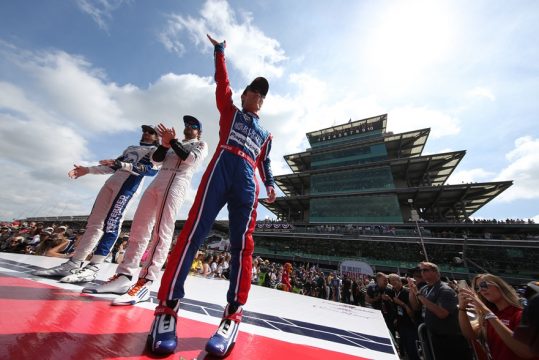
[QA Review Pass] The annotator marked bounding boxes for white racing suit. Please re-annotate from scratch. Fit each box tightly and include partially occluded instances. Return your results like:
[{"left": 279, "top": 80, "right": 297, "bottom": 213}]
[
  {"left": 116, "top": 138, "right": 208, "bottom": 281},
  {"left": 71, "top": 143, "right": 158, "bottom": 263}
]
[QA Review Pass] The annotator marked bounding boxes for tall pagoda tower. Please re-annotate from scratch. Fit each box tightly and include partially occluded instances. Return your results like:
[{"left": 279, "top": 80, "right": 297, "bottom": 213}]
[{"left": 262, "top": 114, "right": 512, "bottom": 224}]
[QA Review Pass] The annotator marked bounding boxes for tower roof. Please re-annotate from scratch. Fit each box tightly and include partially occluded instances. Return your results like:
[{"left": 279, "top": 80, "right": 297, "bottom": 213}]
[
  {"left": 276, "top": 150, "right": 466, "bottom": 196},
  {"left": 285, "top": 128, "right": 430, "bottom": 173},
  {"left": 262, "top": 181, "right": 513, "bottom": 223}
]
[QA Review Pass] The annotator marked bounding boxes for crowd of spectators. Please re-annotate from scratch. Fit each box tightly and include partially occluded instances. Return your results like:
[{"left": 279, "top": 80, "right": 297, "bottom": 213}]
[
  {"left": 188, "top": 252, "right": 536, "bottom": 359},
  {"left": 1, "top": 222, "right": 78, "bottom": 257},
  {"left": 0, "top": 221, "right": 129, "bottom": 264},
  {"left": 256, "top": 219, "right": 538, "bottom": 240},
  {"left": 2, "top": 221, "right": 537, "bottom": 359},
  {"left": 463, "top": 218, "right": 535, "bottom": 225}
]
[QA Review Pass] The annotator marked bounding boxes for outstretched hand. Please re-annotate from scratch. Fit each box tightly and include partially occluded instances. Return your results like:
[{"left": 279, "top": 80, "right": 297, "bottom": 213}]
[
  {"left": 68, "top": 164, "right": 89, "bottom": 179},
  {"left": 207, "top": 34, "right": 225, "bottom": 47}
]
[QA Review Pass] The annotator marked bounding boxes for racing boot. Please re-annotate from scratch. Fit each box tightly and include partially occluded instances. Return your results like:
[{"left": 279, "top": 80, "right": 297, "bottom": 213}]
[
  {"left": 205, "top": 303, "right": 243, "bottom": 357},
  {"left": 147, "top": 299, "right": 180, "bottom": 355}
]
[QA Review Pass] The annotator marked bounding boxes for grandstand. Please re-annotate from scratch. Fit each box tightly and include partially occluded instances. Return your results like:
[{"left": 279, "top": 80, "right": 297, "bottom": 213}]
[
  {"left": 261, "top": 114, "right": 511, "bottom": 223},
  {"left": 255, "top": 114, "right": 537, "bottom": 284}
]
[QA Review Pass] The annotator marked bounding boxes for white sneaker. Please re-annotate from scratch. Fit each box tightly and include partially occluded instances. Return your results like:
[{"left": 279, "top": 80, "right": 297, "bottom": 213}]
[
  {"left": 60, "top": 264, "right": 99, "bottom": 283},
  {"left": 33, "top": 260, "right": 82, "bottom": 277},
  {"left": 112, "top": 278, "right": 152, "bottom": 306},
  {"left": 82, "top": 274, "right": 132, "bottom": 294}
]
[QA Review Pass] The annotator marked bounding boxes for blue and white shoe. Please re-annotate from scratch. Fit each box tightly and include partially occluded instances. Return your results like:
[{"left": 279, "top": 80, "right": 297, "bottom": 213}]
[
  {"left": 112, "top": 278, "right": 151, "bottom": 306},
  {"left": 147, "top": 300, "right": 180, "bottom": 355},
  {"left": 205, "top": 304, "right": 243, "bottom": 357},
  {"left": 59, "top": 264, "right": 99, "bottom": 283}
]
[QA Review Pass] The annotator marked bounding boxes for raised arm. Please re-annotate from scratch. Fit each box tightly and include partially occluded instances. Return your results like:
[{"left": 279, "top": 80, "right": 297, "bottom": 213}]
[{"left": 207, "top": 34, "right": 235, "bottom": 122}]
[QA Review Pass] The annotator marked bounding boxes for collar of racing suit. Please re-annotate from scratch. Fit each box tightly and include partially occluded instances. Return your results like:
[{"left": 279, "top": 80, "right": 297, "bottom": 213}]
[{"left": 242, "top": 111, "right": 259, "bottom": 121}]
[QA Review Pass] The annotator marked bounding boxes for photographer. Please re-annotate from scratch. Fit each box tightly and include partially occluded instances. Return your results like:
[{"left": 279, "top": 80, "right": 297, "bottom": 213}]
[{"left": 366, "top": 272, "right": 397, "bottom": 338}]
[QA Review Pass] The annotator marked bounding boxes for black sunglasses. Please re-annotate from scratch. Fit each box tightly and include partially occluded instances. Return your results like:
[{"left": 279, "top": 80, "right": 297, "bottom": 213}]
[
  {"left": 185, "top": 123, "right": 200, "bottom": 130},
  {"left": 143, "top": 129, "right": 156, "bottom": 135},
  {"left": 475, "top": 280, "right": 496, "bottom": 292}
]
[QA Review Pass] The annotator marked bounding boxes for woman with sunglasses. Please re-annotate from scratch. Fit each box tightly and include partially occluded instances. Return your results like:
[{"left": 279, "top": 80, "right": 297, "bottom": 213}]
[{"left": 458, "top": 274, "right": 535, "bottom": 359}]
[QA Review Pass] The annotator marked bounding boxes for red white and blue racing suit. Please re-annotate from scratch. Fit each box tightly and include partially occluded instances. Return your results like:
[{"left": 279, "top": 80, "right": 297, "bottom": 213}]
[
  {"left": 71, "top": 142, "right": 158, "bottom": 263},
  {"left": 158, "top": 44, "right": 275, "bottom": 307}
]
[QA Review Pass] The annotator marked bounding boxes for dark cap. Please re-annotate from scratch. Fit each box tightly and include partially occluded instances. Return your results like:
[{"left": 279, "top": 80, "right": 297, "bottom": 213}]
[
  {"left": 245, "top": 77, "right": 269, "bottom": 98},
  {"left": 141, "top": 125, "right": 157, "bottom": 135},
  {"left": 183, "top": 115, "right": 202, "bottom": 131}
]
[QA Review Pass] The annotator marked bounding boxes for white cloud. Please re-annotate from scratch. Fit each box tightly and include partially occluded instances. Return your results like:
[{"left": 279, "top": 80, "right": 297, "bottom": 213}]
[
  {"left": 466, "top": 86, "right": 496, "bottom": 101},
  {"left": 158, "top": 15, "right": 187, "bottom": 57},
  {"left": 0, "top": 42, "right": 221, "bottom": 220},
  {"left": 158, "top": 0, "right": 287, "bottom": 81},
  {"left": 258, "top": 72, "right": 389, "bottom": 177},
  {"left": 1, "top": 44, "right": 135, "bottom": 133},
  {"left": 495, "top": 136, "right": 539, "bottom": 201},
  {"left": 0, "top": 107, "right": 102, "bottom": 221},
  {"left": 28, "top": 52, "right": 132, "bottom": 132},
  {"left": 76, "top": 0, "right": 130, "bottom": 31},
  {"left": 388, "top": 106, "right": 460, "bottom": 139},
  {"left": 363, "top": 0, "right": 456, "bottom": 95},
  {"left": 437, "top": 136, "right": 539, "bottom": 203},
  {"left": 0, "top": 38, "right": 292, "bottom": 221}
]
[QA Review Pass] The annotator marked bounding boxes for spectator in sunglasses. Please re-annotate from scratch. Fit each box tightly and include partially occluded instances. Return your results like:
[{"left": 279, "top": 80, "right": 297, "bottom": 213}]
[{"left": 458, "top": 274, "right": 535, "bottom": 359}]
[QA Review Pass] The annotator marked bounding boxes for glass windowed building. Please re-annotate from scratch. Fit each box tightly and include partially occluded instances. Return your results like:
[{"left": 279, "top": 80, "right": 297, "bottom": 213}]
[{"left": 262, "top": 114, "right": 512, "bottom": 224}]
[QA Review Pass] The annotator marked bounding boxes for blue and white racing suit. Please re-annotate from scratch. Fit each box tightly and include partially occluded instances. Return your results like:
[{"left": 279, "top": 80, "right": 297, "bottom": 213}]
[{"left": 71, "top": 142, "right": 158, "bottom": 263}]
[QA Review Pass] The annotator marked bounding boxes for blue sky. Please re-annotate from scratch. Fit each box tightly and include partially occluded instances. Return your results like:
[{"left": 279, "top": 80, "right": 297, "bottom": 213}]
[{"left": 1, "top": 0, "right": 538, "bottom": 222}]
